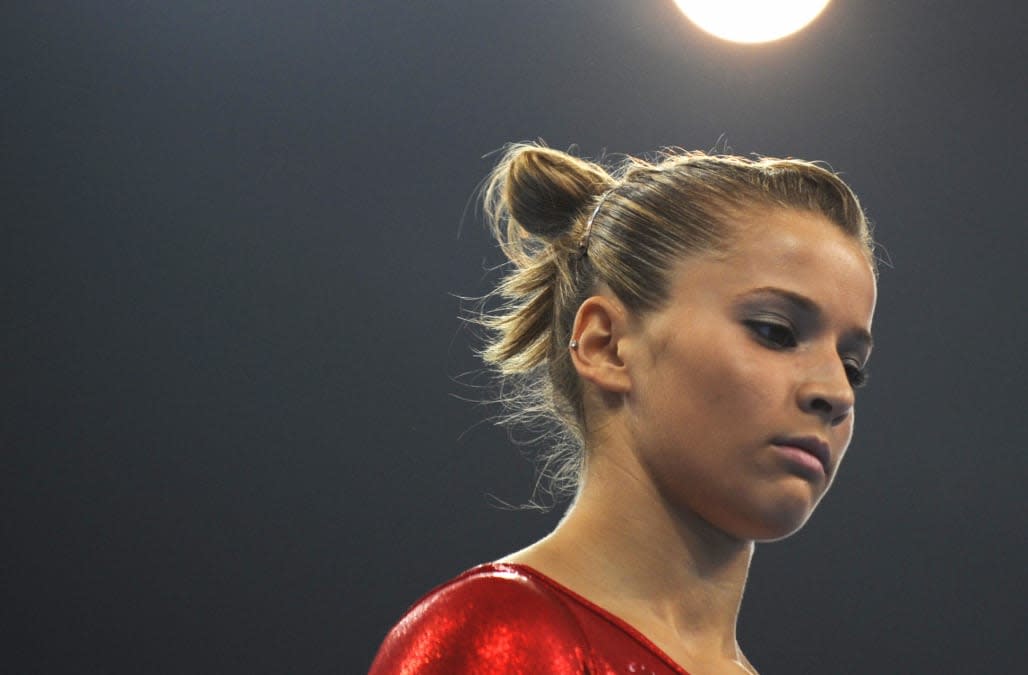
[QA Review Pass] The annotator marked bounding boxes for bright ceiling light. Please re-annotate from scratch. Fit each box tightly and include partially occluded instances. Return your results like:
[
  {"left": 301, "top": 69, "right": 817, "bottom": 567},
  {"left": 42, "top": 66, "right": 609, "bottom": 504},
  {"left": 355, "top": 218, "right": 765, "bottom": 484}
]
[{"left": 673, "top": 0, "right": 832, "bottom": 44}]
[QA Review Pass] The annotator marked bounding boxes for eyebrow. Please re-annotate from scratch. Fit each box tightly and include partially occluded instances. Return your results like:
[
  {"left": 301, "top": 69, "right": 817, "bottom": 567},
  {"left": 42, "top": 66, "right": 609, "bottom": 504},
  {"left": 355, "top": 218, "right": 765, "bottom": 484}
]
[{"left": 740, "top": 286, "right": 875, "bottom": 353}]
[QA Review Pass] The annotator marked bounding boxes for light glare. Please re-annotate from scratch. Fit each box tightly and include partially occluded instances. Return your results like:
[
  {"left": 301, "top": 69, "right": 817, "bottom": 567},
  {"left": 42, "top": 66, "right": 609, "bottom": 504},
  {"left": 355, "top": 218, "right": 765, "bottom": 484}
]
[{"left": 673, "top": 0, "right": 832, "bottom": 44}]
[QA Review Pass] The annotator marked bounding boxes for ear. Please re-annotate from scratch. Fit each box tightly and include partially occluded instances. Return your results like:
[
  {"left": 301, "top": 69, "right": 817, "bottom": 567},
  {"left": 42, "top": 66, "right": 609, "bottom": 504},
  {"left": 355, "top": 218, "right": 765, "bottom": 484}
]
[{"left": 569, "top": 295, "right": 632, "bottom": 394}]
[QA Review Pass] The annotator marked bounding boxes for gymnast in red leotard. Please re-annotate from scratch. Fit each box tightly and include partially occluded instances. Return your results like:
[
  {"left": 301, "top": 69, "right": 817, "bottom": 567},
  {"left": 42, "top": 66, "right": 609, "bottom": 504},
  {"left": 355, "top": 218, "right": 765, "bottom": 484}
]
[{"left": 370, "top": 143, "right": 878, "bottom": 674}]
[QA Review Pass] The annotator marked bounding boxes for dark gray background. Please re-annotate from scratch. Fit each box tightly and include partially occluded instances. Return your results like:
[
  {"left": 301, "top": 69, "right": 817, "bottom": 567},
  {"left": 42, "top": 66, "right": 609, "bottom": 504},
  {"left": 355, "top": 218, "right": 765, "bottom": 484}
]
[{"left": 3, "top": 2, "right": 1025, "bottom": 673}]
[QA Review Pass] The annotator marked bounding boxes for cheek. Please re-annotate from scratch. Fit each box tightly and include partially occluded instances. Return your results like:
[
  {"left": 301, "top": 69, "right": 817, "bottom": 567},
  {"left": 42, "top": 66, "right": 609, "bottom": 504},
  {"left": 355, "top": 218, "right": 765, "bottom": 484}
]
[
  {"left": 834, "top": 415, "right": 857, "bottom": 460},
  {"left": 649, "top": 348, "right": 775, "bottom": 451},
  {"left": 693, "top": 352, "right": 779, "bottom": 419}
]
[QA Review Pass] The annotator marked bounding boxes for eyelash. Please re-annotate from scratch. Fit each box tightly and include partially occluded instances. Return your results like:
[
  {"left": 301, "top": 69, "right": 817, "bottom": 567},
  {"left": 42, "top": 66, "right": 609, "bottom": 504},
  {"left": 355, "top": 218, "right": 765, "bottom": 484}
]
[
  {"left": 844, "top": 362, "right": 869, "bottom": 389},
  {"left": 746, "top": 320, "right": 797, "bottom": 349},
  {"left": 744, "top": 320, "right": 869, "bottom": 389}
]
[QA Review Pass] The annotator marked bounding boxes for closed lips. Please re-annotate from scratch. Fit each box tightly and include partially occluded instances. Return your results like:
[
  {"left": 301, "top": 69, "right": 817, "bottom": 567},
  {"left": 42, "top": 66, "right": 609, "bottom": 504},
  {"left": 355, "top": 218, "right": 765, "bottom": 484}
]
[{"left": 773, "top": 436, "right": 830, "bottom": 472}]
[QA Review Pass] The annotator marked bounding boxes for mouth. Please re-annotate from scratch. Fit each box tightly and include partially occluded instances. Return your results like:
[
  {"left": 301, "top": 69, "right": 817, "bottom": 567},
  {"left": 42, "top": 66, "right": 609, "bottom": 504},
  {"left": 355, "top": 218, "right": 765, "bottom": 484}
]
[{"left": 772, "top": 435, "right": 831, "bottom": 475}]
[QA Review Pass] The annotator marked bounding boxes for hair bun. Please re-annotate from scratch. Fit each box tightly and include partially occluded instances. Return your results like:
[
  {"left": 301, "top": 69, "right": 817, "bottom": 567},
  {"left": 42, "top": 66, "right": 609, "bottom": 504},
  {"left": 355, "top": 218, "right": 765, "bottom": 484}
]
[{"left": 502, "top": 146, "right": 612, "bottom": 241}]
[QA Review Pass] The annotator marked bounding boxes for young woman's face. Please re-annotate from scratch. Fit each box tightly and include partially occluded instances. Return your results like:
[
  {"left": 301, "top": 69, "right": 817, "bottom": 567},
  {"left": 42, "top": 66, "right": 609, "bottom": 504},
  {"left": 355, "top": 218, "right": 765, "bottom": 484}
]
[{"left": 623, "top": 207, "right": 876, "bottom": 541}]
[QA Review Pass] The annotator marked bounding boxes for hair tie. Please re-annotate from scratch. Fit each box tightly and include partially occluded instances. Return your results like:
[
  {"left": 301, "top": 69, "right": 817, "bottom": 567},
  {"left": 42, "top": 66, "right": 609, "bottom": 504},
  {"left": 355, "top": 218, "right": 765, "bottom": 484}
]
[{"left": 578, "top": 190, "right": 612, "bottom": 257}]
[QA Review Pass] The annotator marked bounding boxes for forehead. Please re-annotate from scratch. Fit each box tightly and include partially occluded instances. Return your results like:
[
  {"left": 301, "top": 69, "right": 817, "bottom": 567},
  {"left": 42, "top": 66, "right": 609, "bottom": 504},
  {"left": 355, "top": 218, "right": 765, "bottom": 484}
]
[{"left": 670, "top": 208, "right": 877, "bottom": 327}]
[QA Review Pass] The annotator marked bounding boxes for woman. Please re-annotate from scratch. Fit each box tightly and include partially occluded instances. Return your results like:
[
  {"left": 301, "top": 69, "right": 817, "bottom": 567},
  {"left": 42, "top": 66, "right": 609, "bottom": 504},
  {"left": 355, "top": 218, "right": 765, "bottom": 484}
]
[{"left": 370, "top": 144, "right": 877, "bottom": 674}]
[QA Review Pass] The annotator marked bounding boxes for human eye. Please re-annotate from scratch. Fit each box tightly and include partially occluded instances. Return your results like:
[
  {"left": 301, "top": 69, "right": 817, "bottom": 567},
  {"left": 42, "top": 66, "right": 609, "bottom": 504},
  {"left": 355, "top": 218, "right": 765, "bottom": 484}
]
[
  {"left": 744, "top": 318, "right": 797, "bottom": 349},
  {"left": 843, "top": 358, "right": 870, "bottom": 389}
]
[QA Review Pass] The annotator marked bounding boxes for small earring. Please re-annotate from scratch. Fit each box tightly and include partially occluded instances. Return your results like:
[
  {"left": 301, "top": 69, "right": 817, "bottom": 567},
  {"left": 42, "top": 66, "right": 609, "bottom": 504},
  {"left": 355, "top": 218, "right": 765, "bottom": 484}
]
[{"left": 569, "top": 338, "right": 579, "bottom": 350}]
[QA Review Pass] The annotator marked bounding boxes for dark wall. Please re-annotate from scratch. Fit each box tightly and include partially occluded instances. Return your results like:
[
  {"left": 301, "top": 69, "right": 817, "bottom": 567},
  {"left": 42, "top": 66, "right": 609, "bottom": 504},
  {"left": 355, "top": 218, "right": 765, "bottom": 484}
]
[{"left": 4, "top": 2, "right": 1025, "bottom": 672}]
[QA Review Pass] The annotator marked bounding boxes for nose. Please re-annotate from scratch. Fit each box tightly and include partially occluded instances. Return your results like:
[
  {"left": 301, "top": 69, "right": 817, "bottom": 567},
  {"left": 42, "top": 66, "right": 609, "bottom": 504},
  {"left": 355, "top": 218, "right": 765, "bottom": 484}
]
[{"left": 797, "top": 358, "right": 855, "bottom": 426}]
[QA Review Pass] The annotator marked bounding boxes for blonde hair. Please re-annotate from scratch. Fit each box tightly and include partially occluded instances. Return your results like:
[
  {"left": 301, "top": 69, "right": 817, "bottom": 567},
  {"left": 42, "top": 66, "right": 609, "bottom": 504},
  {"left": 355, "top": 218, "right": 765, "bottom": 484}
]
[{"left": 475, "top": 142, "right": 874, "bottom": 502}]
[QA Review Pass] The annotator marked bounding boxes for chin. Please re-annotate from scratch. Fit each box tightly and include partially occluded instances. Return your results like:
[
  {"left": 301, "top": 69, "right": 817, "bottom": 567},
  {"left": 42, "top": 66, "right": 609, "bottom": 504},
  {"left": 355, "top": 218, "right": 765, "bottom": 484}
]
[
  {"left": 752, "top": 513, "right": 814, "bottom": 542},
  {"left": 728, "top": 494, "right": 822, "bottom": 543}
]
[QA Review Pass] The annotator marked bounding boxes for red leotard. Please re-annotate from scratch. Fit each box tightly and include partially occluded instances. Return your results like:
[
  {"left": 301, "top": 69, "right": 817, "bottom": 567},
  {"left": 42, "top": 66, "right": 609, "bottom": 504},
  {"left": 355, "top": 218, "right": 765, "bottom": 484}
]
[{"left": 369, "top": 562, "right": 691, "bottom": 674}]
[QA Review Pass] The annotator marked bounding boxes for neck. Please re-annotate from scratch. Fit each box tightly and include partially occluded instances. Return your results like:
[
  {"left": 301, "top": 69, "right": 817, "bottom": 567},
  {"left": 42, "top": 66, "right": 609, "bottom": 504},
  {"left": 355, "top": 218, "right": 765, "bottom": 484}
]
[{"left": 503, "top": 451, "right": 755, "bottom": 662}]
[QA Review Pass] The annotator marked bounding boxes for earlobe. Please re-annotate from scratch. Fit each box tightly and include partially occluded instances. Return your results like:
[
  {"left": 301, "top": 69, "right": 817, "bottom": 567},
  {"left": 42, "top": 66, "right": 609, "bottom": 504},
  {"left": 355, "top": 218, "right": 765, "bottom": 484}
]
[{"left": 569, "top": 295, "right": 632, "bottom": 394}]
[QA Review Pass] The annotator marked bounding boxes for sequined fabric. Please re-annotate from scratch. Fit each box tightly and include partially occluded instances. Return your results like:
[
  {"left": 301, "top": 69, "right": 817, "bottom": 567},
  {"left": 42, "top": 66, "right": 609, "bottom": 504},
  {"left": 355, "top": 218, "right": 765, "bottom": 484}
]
[{"left": 369, "top": 563, "right": 691, "bottom": 674}]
